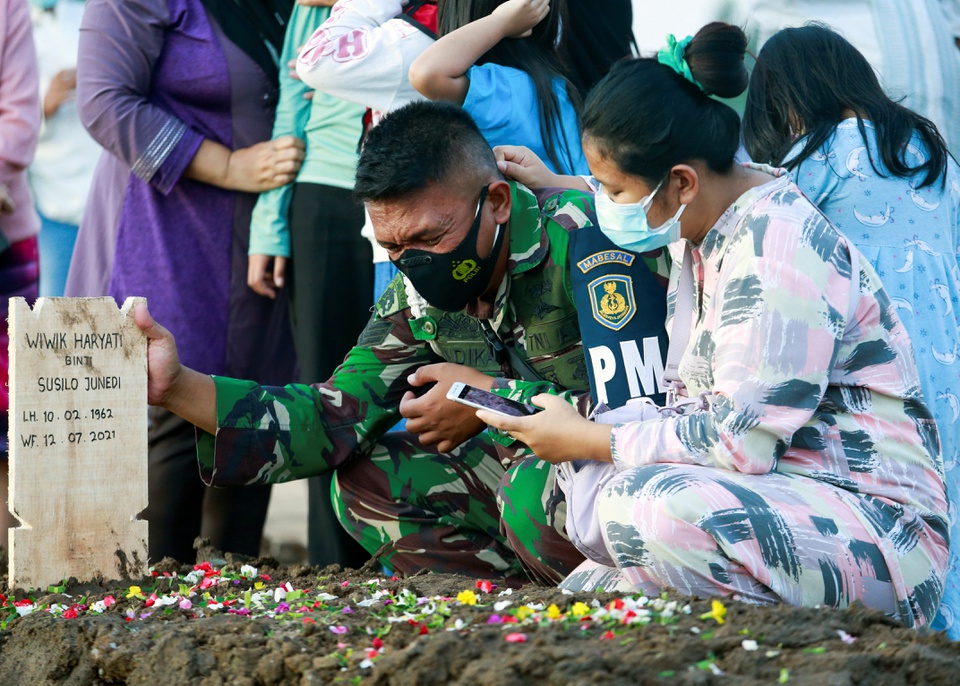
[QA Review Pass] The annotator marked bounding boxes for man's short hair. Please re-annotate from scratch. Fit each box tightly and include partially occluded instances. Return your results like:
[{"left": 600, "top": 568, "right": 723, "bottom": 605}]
[{"left": 355, "top": 101, "right": 500, "bottom": 202}]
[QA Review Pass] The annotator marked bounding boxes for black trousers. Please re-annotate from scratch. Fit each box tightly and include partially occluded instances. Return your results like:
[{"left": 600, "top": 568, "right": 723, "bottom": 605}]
[
  {"left": 287, "top": 182, "right": 372, "bottom": 568},
  {"left": 144, "top": 406, "right": 271, "bottom": 563}
]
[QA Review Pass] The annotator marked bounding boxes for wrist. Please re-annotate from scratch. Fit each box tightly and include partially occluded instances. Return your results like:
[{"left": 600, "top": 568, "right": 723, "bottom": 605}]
[
  {"left": 223, "top": 150, "right": 240, "bottom": 190},
  {"left": 587, "top": 422, "right": 614, "bottom": 463},
  {"left": 479, "top": 13, "right": 512, "bottom": 41}
]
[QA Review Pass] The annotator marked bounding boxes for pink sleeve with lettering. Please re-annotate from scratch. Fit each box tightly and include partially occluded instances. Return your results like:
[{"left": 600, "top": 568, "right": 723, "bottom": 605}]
[{"left": 296, "top": 0, "right": 433, "bottom": 113}]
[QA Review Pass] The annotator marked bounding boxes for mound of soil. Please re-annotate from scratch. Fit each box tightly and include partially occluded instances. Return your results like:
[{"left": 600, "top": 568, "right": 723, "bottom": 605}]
[{"left": 0, "top": 554, "right": 957, "bottom": 685}]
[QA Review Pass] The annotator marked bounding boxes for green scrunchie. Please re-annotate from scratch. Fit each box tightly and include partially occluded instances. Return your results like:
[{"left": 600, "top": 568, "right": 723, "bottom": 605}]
[{"left": 657, "top": 34, "right": 706, "bottom": 93}]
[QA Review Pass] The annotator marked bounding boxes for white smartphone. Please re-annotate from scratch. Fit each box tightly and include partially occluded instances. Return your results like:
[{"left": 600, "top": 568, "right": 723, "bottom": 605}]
[{"left": 446, "top": 382, "right": 541, "bottom": 417}]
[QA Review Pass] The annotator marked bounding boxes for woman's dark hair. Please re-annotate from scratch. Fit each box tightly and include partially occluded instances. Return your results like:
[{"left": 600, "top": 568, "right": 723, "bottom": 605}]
[
  {"left": 563, "top": 0, "right": 637, "bottom": 97},
  {"left": 743, "top": 24, "right": 949, "bottom": 189},
  {"left": 582, "top": 22, "right": 748, "bottom": 185},
  {"left": 438, "top": 0, "right": 580, "bottom": 174}
]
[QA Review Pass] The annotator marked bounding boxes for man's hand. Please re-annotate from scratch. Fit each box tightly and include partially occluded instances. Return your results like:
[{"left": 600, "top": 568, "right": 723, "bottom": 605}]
[
  {"left": 134, "top": 303, "right": 218, "bottom": 434},
  {"left": 248, "top": 254, "right": 287, "bottom": 299},
  {"left": 133, "top": 302, "right": 183, "bottom": 407},
  {"left": 491, "top": 0, "right": 549, "bottom": 39},
  {"left": 477, "top": 393, "right": 613, "bottom": 464},
  {"left": 226, "top": 136, "right": 305, "bottom": 192},
  {"left": 399, "top": 363, "right": 493, "bottom": 452},
  {"left": 297, "top": 0, "right": 338, "bottom": 6}
]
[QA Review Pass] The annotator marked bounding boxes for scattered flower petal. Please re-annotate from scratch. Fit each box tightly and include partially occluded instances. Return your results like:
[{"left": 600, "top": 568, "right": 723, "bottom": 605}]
[
  {"left": 457, "top": 590, "right": 478, "bottom": 606},
  {"left": 837, "top": 630, "right": 857, "bottom": 645}
]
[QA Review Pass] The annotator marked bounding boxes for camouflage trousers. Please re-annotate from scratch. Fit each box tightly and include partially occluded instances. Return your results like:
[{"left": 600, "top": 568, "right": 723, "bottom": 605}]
[
  {"left": 332, "top": 432, "right": 584, "bottom": 584},
  {"left": 559, "top": 464, "right": 948, "bottom": 629}
]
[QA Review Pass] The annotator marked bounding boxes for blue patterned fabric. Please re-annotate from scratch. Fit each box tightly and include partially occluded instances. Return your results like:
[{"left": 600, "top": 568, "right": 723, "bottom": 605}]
[{"left": 788, "top": 119, "right": 960, "bottom": 638}]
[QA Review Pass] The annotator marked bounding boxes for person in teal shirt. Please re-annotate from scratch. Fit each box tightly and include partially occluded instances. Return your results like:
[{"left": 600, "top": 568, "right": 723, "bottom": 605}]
[{"left": 247, "top": 3, "right": 371, "bottom": 570}]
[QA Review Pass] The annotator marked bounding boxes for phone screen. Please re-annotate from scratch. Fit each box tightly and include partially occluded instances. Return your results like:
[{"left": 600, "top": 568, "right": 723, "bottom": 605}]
[{"left": 453, "top": 385, "right": 541, "bottom": 417}]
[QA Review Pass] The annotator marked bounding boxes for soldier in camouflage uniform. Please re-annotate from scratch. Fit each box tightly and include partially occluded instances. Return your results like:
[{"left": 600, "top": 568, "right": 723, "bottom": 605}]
[{"left": 137, "top": 101, "right": 669, "bottom": 583}]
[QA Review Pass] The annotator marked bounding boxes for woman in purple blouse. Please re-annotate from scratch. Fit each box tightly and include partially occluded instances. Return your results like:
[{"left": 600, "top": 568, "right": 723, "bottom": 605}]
[{"left": 69, "top": 0, "right": 302, "bottom": 563}]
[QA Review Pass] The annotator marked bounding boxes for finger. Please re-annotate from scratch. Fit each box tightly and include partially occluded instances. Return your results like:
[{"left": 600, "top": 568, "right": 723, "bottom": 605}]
[
  {"left": 285, "top": 136, "right": 307, "bottom": 151},
  {"left": 475, "top": 409, "right": 523, "bottom": 433},
  {"left": 398, "top": 390, "right": 423, "bottom": 418},
  {"left": 273, "top": 256, "right": 287, "bottom": 288},
  {"left": 249, "top": 276, "right": 277, "bottom": 298},
  {"left": 417, "top": 431, "right": 441, "bottom": 447},
  {"left": 531, "top": 393, "right": 564, "bottom": 409},
  {"left": 270, "top": 173, "right": 297, "bottom": 188},
  {"left": 407, "top": 366, "right": 435, "bottom": 388},
  {"left": 247, "top": 255, "right": 266, "bottom": 286},
  {"left": 133, "top": 302, "right": 170, "bottom": 341},
  {"left": 496, "top": 159, "right": 528, "bottom": 180},
  {"left": 275, "top": 144, "right": 307, "bottom": 160},
  {"left": 493, "top": 144, "right": 526, "bottom": 162},
  {"left": 436, "top": 438, "right": 462, "bottom": 453},
  {"left": 280, "top": 157, "right": 305, "bottom": 171}
]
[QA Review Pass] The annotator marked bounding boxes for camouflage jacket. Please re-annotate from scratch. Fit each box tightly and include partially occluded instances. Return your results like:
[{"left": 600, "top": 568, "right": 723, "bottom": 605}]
[{"left": 197, "top": 183, "right": 611, "bottom": 486}]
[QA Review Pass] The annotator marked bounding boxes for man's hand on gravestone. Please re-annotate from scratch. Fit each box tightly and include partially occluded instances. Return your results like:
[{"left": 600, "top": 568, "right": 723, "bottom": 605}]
[
  {"left": 400, "top": 363, "right": 492, "bottom": 452},
  {"left": 134, "top": 303, "right": 218, "bottom": 435}
]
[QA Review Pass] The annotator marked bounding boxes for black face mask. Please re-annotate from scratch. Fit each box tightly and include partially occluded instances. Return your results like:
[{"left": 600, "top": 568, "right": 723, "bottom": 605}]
[{"left": 391, "top": 186, "right": 506, "bottom": 312}]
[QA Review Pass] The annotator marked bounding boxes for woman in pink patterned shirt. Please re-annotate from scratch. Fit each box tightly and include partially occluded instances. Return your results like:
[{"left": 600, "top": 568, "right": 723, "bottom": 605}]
[{"left": 482, "top": 23, "right": 948, "bottom": 628}]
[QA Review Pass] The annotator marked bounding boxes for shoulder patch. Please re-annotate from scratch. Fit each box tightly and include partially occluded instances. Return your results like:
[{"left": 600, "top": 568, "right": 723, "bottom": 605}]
[
  {"left": 375, "top": 274, "right": 409, "bottom": 318},
  {"left": 357, "top": 317, "right": 395, "bottom": 347},
  {"left": 535, "top": 188, "right": 597, "bottom": 232}
]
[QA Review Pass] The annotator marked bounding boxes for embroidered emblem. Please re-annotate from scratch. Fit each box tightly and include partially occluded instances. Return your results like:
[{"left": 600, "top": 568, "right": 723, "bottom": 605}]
[
  {"left": 588, "top": 275, "right": 635, "bottom": 330},
  {"left": 577, "top": 250, "right": 635, "bottom": 274}
]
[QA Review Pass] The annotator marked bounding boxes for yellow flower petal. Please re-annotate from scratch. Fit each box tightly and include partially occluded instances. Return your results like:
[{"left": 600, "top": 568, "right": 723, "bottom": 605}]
[
  {"left": 571, "top": 602, "right": 590, "bottom": 618},
  {"left": 457, "top": 590, "right": 478, "bottom": 606}
]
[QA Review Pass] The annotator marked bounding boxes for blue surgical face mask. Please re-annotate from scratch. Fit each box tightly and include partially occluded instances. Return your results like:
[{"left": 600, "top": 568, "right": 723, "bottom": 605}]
[
  {"left": 595, "top": 180, "right": 686, "bottom": 253},
  {"left": 31, "top": 0, "right": 58, "bottom": 9}
]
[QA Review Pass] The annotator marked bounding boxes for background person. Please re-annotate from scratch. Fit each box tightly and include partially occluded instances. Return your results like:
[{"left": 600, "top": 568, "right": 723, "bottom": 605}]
[
  {"left": 0, "top": 0, "right": 41, "bottom": 553},
  {"left": 409, "top": 0, "right": 587, "bottom": 176},
  {"left": 742, "top": 23, "right": 960, "bottom": 639},
  {"left": 247, "top": 0, "right": 370, "bottom": 570},
  {"left": 741, "top": 0, "right": 960, "bottom": 154},
  {"left": 70, "top": 0, "right": 302, "bottom": 563},
  {"left": 27, "top": 0, "right": 99, "bottom": 297},
  {"left": 295, "top": 0, "right": 440, "bottom": 565}
]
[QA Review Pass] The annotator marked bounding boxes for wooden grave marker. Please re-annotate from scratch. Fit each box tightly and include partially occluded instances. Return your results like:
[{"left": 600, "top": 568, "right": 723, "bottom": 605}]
[{"left": 8, "top": 297, "right": 148, "bottom": 589}]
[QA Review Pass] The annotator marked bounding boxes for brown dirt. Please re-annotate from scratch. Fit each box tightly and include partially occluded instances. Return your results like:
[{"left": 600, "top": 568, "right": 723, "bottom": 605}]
[{"left": 0, "top": 553, "right": 957, "bottom": 686}]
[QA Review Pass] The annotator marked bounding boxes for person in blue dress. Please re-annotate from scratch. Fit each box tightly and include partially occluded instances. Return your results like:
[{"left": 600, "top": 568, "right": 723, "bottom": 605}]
[
  {"left": 409, "top": 0, "right": 587, "bottom": 176},
  {"left": 743, "top": 23, "right": 960, "bottom": 640}
]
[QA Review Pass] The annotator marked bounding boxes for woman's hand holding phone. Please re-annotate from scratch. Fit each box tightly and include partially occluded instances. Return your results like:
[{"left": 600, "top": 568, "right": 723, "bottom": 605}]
[{"left": 475, "top": 393, "right": 614, "bottom": 464}]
